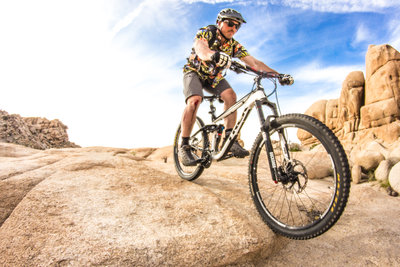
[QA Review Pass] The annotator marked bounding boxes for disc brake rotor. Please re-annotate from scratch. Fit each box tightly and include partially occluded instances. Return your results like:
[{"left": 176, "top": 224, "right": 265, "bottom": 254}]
[{"left": 282, "top": 159, "right": 308, "bottom": 193}]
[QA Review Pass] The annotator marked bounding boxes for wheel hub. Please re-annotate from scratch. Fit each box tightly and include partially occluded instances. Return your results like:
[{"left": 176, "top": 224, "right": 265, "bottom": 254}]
[{"left": 278, "top": 159, "right": 308, "bottom": 193}]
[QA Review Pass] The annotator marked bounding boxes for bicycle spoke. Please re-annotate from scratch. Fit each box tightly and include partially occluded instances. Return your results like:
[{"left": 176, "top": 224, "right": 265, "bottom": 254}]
[
  {"left": 249, "top": 115, "right": 350, "bottom": 239},
  {"left": 292, "top": 191, "right": 307, "bottom": 225}
]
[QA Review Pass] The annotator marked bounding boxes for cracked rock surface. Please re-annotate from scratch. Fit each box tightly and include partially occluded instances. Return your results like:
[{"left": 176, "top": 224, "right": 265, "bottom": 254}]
[{"left": 1, "top": 142, "right": 399, "bottom": 266}]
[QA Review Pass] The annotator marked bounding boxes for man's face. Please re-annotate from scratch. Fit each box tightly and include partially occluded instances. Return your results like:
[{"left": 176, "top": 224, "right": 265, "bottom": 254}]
[{"left": 219, "top": 19, "right": 240, "bottom": 39}]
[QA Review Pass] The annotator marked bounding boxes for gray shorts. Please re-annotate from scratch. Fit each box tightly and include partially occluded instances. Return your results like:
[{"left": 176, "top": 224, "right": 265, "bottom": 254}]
[{"left": 183, "top": 71, "right": 231, "bottom": 103}]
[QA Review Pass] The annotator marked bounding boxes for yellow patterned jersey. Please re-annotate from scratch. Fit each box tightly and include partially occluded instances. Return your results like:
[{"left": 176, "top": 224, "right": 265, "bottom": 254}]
[{"left": 183, "top": 25, "right": 249, "bottom": 88}]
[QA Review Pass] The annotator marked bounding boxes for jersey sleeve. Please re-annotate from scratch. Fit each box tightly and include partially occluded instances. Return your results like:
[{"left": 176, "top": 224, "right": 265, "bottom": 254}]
[
  {"left": 194, "top": 27, "right": 213, "bottom": 44},
  {"left": 233, "top": 42, "right": 249, "bottom": 59}
]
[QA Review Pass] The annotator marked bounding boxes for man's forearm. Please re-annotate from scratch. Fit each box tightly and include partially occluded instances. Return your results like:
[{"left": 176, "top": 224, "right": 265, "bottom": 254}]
[
  {"left": 194, "top": 39, "right": 214, "bottom": 61},
  {"left": 242, "top": 56, "right": 278, "bottom": 74}
]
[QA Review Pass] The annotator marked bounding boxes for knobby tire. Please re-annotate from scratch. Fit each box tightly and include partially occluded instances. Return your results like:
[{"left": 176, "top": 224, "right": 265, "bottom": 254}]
[{"left": 248, "top": 113, "right": 350, "bottom": 240}]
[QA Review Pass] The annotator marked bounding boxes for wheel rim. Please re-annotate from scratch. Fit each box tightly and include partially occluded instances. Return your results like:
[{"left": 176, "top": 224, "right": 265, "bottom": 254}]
[{"left": 253, "top": 124, "right": 338, "bottom": 230}]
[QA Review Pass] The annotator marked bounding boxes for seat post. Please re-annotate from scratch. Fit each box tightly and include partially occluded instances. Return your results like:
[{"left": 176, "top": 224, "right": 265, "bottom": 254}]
[{"left": 208, "top": 99, "right": 217, "bottom": 121}]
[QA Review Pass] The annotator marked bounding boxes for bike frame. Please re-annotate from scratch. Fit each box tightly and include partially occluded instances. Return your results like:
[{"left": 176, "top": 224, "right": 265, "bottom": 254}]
[
  {"left": 194, "top": 74, "right": 291, "bottom": 183},
  {"left": 211, "top": 86, "right": 269, "bottom": 160}
]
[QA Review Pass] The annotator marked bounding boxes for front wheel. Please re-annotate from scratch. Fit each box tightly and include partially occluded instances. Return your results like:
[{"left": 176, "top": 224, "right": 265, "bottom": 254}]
[
  {"left": 249, "top": 114, "right": 350, "bottom": 239},
  {"left": 173, "top": 117, "right": 207, "bottom": 181}
]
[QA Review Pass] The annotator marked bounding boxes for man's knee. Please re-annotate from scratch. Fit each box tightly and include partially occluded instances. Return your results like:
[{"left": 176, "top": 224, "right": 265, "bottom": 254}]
[
  {"left": 187, "top": 95, "right": 202, "bottom": 109},
  {"left": 221, "top": 88, "right": 236, "bottom": 103}
]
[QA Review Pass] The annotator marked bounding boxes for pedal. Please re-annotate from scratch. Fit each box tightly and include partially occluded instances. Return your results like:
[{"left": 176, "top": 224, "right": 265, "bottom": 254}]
[
  {"left": 196, "top": 153, "right": 212, "bottom": 168},
  {"left": 233, "top": 154, "right": 248, "bottom": 159},
  {"left": 217, "top": 153, "right": 234, "bottom": 161}
]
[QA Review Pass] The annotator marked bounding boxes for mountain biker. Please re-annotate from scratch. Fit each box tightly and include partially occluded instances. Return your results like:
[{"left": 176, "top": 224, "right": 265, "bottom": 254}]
[{"left": 179, "top": 8, "right": 280, "bottom": 166}]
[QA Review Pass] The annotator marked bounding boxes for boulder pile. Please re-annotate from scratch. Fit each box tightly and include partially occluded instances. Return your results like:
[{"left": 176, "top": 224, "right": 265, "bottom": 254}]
[
  {"left": 0, "top": 110, "right": 79, "bottom": 150},
  {"left": 301, "top": 44, "right": 400, "bottom": 194}
]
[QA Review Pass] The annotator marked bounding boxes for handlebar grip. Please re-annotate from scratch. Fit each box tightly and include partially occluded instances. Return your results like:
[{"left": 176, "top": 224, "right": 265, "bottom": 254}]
[{"left": 278, "top": 74, "right": 294, "bottom": 85}]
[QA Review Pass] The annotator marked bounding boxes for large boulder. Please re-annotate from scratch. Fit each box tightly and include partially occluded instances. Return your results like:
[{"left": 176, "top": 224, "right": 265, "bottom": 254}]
[
  {"left": 389, "top": 162, "right": 400, "bottom": 193},
  {"left": 365, "top": 44, "right": 400, "bottom": 83},
  {"left": 375, "top": 159, "right": 396, "bottom": 182},
  {"left": 355, "top": 121, "right": 400, "bottom": 145},
  {"left": 0, "top": 143, "right": 279, "bottom": 266},
  {"left": 360, "top": 97, "right": 399, "bottom": 129},
  {"left": 299, "top": 100, "right": 327, "bottom": 144},
  {"left": 325, "top": 99, "right": 339, "bottom": 131},
  {"left": 351, "top": 164, "right": 362, "bottom": 184},
  {"left": 337, "top": 71, "right": 365, "bottom": 136},
  {"left": 353, "top": 150, "right": 384, "bottom": 171},
  {"left": 389, "top": 141, "right": 400, "bottom": 161},
  {"left": 304, "top": 100, "right": 327, "bottom": 123},
  {"left": 365, "top": 60, "right": 400, "bottom": 106},
  {"left": 361, "top": 44, "right": 400, "bottom": 129}
]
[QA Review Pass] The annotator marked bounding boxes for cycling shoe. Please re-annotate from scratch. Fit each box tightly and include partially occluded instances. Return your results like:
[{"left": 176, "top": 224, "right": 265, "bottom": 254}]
[
  {"left": 178, "top": 145, "right": 197, "bottom": 166},
  {"left": 230, "top": 140, "right": 250, "bottom": 158}
]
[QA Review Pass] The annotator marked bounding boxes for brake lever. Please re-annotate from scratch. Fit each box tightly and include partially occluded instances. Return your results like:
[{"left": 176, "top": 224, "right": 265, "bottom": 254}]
[{"left": 230, "top": 61, "right": 246, "bottom": 74}]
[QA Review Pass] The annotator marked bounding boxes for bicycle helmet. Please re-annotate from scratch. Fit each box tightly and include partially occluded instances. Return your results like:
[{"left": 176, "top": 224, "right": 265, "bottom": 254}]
[{"left": 216, "top": 8, "right": 246, "bottom": 24}]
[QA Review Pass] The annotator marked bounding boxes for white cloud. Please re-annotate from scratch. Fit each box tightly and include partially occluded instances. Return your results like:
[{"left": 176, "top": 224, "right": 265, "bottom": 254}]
[
  {"left": 352, "top": 24, "right": 372, "bottom": 46},
  {"left": 175, "top": 0, "right": 400, "bottom": 14},
  {"left": 292, "top": 61, "right": 364, "bottom": 85},
  {"left": 388, "top": 20, "right": 400, "bottom": 51},
  {"left": 278, "top": 0, "right": 400, "bottom": 13},
  {"left": 182, "top": 0, "right": 234, "bottom": 3},
  {"left": 182, "top": 0, "right": 400, "bottom": 13},
  {"left": 110, "top": 0, "right": 150, "bottom": 40}
]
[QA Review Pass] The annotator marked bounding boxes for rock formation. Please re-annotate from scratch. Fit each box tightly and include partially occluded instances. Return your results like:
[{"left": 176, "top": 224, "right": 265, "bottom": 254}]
[
  {"left": 338, "top": 71, "right": 365, "bottom": 136},
  {"left": 302, "top": 44, "right": 400, "bottom": 146},
  {"left": 360, "top": 44, "right": 400, "bottom": 140},
  {"left": 301, "top": 44, "right": 400, "bottom": 192},
  {"left": 1, "top": 142, "right": 399, "bottom": 266},
  {"left": 0, "top": 110, "right": 79, "bottom": 150},
  {"left": 0, "top": 143, "right": 279, "bottom": 266}
]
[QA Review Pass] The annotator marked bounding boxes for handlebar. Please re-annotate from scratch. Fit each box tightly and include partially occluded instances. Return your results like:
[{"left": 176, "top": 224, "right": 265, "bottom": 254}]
[
  {"left": 229, "top": 61, "right": 294, "bottom": 85},
  {"left": 229, "top": 61, "right": 276, "bottom": 77}
]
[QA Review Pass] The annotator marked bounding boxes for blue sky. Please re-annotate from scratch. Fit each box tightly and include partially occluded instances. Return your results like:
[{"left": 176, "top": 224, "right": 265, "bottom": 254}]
[{"left": 1, "top": 0, "right": 399, "bottom": 148}]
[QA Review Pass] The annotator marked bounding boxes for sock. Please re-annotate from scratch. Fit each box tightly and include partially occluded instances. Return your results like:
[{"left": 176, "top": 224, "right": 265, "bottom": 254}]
[{"left": 181, "top": 137, "right": 190, "bottom": 147}]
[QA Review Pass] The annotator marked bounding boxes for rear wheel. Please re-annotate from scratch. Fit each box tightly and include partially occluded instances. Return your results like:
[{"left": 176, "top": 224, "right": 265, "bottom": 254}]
[
  {"left": 249, "top": 114, "right": 350, "bottom": 239},
  {"left": 173, "top": 117, "right": 207, "bottom": 181}
]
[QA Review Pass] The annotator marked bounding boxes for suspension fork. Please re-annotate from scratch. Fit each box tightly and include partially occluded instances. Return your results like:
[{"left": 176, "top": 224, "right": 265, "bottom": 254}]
[{"left": 255, "top": 100, "right": 290, "bottom": 183}]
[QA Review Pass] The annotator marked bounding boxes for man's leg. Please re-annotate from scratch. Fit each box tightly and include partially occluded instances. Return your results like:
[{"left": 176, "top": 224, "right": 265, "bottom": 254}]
[
  {"left": 180, "top": 72, "right": 204, "bottom": 166},
  {"left": 181, "top": 95, "right": 202, "bottom": 138},
  {"left": 179, "top": 95, "right": 203, "bottom": 166},
  {"left": 220, "top": 88, "right": 237, "bottom": 129},
  {"left": 220, "top": 88, "right": 249, "bottom": 157},
  {"left": 182, "top": 72, "right": 204, "bottom": 138}
]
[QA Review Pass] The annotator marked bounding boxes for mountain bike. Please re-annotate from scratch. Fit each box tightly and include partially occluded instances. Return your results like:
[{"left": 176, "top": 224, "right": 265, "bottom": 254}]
[{"left": 173, "top": 61, "right": 351, "bottom": 240}]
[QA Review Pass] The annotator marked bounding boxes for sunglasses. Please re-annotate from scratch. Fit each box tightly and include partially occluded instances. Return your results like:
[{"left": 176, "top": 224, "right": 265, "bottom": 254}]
[{"left": 223, "top": 19, "right": 241, "bottom": 30}]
